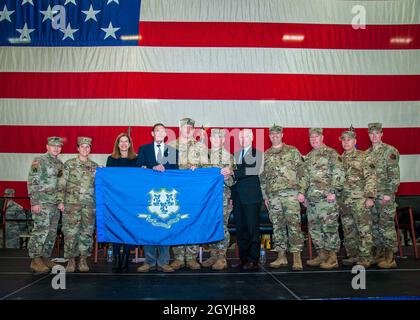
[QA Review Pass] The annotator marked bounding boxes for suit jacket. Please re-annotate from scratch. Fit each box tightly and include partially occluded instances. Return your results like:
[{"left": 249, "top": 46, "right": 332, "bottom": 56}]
[
  {"left": 231, "top": 147, "right": 263, "bottom": 204},
  {"left": 136, "top": 142, "right": 179, "bottom": 170}
]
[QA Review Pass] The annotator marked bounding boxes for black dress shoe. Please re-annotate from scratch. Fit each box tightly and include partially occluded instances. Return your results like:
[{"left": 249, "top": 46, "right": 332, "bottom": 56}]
[
  {"left": 112, "top": 254, "right": 122, "bottom": 273},
  {"left": 231, "top": 260, "right": 246, "bottom": 268},
  {"left": 120, "top": 253, "right": 129, "bottom": 272},
  {"left": 242, "top": 261, "right": 258, "bottom": 271}
]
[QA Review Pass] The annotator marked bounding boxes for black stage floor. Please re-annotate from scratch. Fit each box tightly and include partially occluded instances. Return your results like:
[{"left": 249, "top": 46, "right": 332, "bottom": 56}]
[{"left": 1, "top": 248, "right": 419, "bottom": 301}]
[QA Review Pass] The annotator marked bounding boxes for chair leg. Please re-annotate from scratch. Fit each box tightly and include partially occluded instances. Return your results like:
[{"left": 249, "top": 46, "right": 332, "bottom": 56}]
[
  {"left": 199, "top": 246, "right": 203, "bottom": 263},
  {"left": 395, "top": 210, "right": 403, "bottom": 258},
  {"left": 93, "top": 234, "right": 98, "bottom": 264},
  {"left": 308, "top": 232, "right": 313, "bottom": 260},
  {"left": 55, "top": 235, "right": 60, "bottom": 257},
  {"left": 408, "top": 208, "right": 419, "bottom": 259}
]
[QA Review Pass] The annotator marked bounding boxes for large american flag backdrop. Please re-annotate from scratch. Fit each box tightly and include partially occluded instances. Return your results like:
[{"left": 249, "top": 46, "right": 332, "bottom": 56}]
[{"left": 0, "top": 0, "right": 419, "bottom": 197}]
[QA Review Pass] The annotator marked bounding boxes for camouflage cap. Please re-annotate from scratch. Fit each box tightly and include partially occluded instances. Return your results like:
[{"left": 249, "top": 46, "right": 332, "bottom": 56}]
[
  {"left": 179, "top": 118, "right": 195, "bottom": 127},
  {"left": 211, "top": 128, "right": 226, "bottom": 137},
  {"left": 368, "top": 122, "right": 382, "bottom": 133},
  {"left": 47, "top": 136, "right": 64, "bottom": 146},
  {"left": 340, "top": 130, "right": 356, "bottom": 140},
  {"left": 77, "top": 136, "right": 92, "bottom": 146},
  {"left": 269, "top": 124, "right": 283, "bottom": 133},
  {"left": 4, "top": 188, "right": 15, "bottom": 196},
  {"left": 309, "top": 128, "right": 323, "bottom": 135}
]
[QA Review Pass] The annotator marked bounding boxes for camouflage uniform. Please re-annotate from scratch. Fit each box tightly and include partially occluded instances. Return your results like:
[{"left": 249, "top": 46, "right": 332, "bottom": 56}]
[
  {"left": 27, "top": 143, "right": 64, "bottom": 259},
  {"left": 4, "top": 190, "right": 27, "bottom": 248},
  {"left": 365, "top": 124, "right": 400, "bottom": 254},
  {"left": 302, "top": 130, "right": 344, "bottom": 254},
  {"left": 339, "top": 132, "right": 376, "bottom": 262},
  {"left": 167, "top": 135, "right": 209, "bottom": 263},
  {"left": 206, "top": 129, "right": 234, "bottom": 260},
  {"left": 260, "top": 143, "right": 305, "bottom": 254},
  {"left": 58, "top": 148, "right": 98, "bottom": 259}
]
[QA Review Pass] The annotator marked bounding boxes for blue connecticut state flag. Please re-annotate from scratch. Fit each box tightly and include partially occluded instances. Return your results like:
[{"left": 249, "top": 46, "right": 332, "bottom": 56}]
[{"left": 95, "top": 167, "right": 224, "bottom": 245}]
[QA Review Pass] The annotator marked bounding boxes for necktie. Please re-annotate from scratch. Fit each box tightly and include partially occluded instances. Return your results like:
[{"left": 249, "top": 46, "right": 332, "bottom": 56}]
[
  {"left": 238, "top": 149, "right": 245, "bottom": 164},
  {"left": 157, "top": 144, "right": 163, "bottom": 164}
]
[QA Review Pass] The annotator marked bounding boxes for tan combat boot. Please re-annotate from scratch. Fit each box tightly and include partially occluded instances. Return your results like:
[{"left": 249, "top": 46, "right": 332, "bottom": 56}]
[
  {"left": 320, "top": 251, "right": 338, "bottom": 270},
  {"left": 269, "top": 250, "right": 288, "bottom": 268},
  {"left": 306, "top": 249, "right": 328, "bottom": 266},
  {"left": 137, "top": 263, "right": 151, "bottom": 273},
  {"left": 212, "top": 258, "right": 227, "bottom": 270},
  {"left": 170, "top": 259, "right": 185, "bottom": 270},
  {"left": 78, "top": 256, "right": 90, "bottom": 272},
  {"left": 201, "top": 255, "right": 218, "bottom": 268},
  {"left": 66, "top": 258, "right": 76, "bottom": 273},
  {"left": 30, "top": 258, "right": 50, "bottom": 273},
  {"left": 371, "top": 247, "right": 385, "bottom": 265},
  {"left": 342, "top": 256, "right": 359, "bottom": 266},
  {"left": 356, "top": 257, "right": 371, "bottom": 268},
  {"left": 292, "top": 252, "right": 303, "bottom": 271},
  {"left": 378, "top": 249, "right": 397, "bottom": 269},
  {"left": 159, "top": 264, "right": 175, "bottom": 273},
  {"left": 186, "top": 259, "right": 201, "bottom": 270},
  {"left": 44, "top": 258, "right": 58, "bottom": 269}
]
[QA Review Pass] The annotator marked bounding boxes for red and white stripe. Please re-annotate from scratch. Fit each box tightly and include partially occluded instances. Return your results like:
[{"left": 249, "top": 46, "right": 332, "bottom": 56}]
[{"left": 1, "top": 0, "right": 420, "bottom": 196}]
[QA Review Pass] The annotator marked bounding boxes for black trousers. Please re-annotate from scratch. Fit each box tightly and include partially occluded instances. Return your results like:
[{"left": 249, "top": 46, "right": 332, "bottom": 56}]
[{"left": 234, "top": 202, "right": 261, "bottom": 263}]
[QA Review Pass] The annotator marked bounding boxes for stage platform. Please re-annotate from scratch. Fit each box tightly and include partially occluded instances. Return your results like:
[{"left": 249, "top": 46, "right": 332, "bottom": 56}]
[{"left": 1, "top": 247, "right": 419, "bottom": 301}]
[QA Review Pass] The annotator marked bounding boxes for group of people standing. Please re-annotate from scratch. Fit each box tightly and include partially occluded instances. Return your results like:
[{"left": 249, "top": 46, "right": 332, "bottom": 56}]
[
  {"left": 260, "top": 123, "right": 400, "bottom": 271},
  {"left": 22, "top": 117, "right": 400, "bottom": 273}
]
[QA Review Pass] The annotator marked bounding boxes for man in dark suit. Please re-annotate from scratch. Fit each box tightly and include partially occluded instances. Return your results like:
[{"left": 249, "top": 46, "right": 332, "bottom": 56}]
[
  {"left": 136, "top": 123, "right": 178, "bottom": 171},
  {"left": 136, "top": 123, "right": 179, "bottom": 272},
  {"left": 230, "top": 129, "right": 263, "bottom": 271}
]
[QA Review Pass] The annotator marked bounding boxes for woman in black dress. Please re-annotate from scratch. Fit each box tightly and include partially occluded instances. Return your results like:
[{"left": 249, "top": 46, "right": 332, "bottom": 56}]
[{"left": 106, "top": 132, "right": 137, "bottom": 272}]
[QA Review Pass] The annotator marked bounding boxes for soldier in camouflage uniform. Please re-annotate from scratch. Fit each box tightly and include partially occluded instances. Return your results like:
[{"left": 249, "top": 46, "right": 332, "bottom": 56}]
[
  {"left": 201, "top": 128, "right": 234, "bottom": 270},
  {"left": 260, "top": 125, "right": 305, "bottom": 271},
  {"left": 58, "top": 137, "right": 98, "bottom": 273},
  {"left": 365, "top": 123, "right": 400, "bottom": 269},
  {"left": 339, "top": 130, "right": 376, "bottom": 268},
  {"left": 27, "top": 136, "right": 64, "bottom": 273},
  {"left": 168, "top": 118, "right": 209, "bottom": 270},
  {"left": 300, "top": 128, "right": 344, "bottom": 270},
  {"left": 3, "top": 189, "right": 27, "bottom": 248}
]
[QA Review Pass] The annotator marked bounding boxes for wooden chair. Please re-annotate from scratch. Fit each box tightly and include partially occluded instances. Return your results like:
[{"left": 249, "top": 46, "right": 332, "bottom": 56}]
[{"left": 395, "top": 207, "right": 419, "bottom": 259}]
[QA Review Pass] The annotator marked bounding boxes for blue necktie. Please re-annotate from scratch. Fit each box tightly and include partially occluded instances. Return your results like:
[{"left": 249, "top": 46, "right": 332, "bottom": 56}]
[{"left": 238, "top": 149, "right": 245, "bottom": 164}]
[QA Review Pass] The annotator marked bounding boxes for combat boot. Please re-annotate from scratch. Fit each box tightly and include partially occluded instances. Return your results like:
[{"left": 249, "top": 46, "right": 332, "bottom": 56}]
[
  {"left": 78, "top": 256, "right": 90, "bottom": 272},
  {"left": 186, "top": 259, "right": 201, "bottom": 270},
  {"left": 292, "top": 252, "right": 303, "bottom": 271},
  {"left": 137, "top": 263, "right": 151, "bottom": 273},
  {"left": 212, "top": 258, "right": 227, "bottom": 270},
  {"left": 356, "top": 257, "right": 371, "bottom": 268},
  {"left": 306, "top": 249, "right": 328, "bottom": 266},
  {"left": 378, "top": 249, "right": 397, "bottom": 269},
  {"left": 269, "top": 250, "right": 288, "bottom": 268},
  {"left": 342, "top": 256, "right": 359, "bottom": 266},
  {"left": 159, "top": 264, "right": 175, "bottom": 273},
  {"left": 65, "top": 258, "right": 76, "bottom": 273},
  {"left": 170, "top": 259, "right": 185, "bottom": 270},
  {"left": 371, "top": 247, "right": 385, "bottom": 265},
  {"left": 320, "top": 251, "right": 338, "bottom": 270},
  {"left": 30, "top": 258, "right": 49, "bottom": 273},
  {"left": 201, "top": 255, "right": 218, "bottom": 268},
  {"left": 44, "top": 258, "right": 58, "bottom": 269}
]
